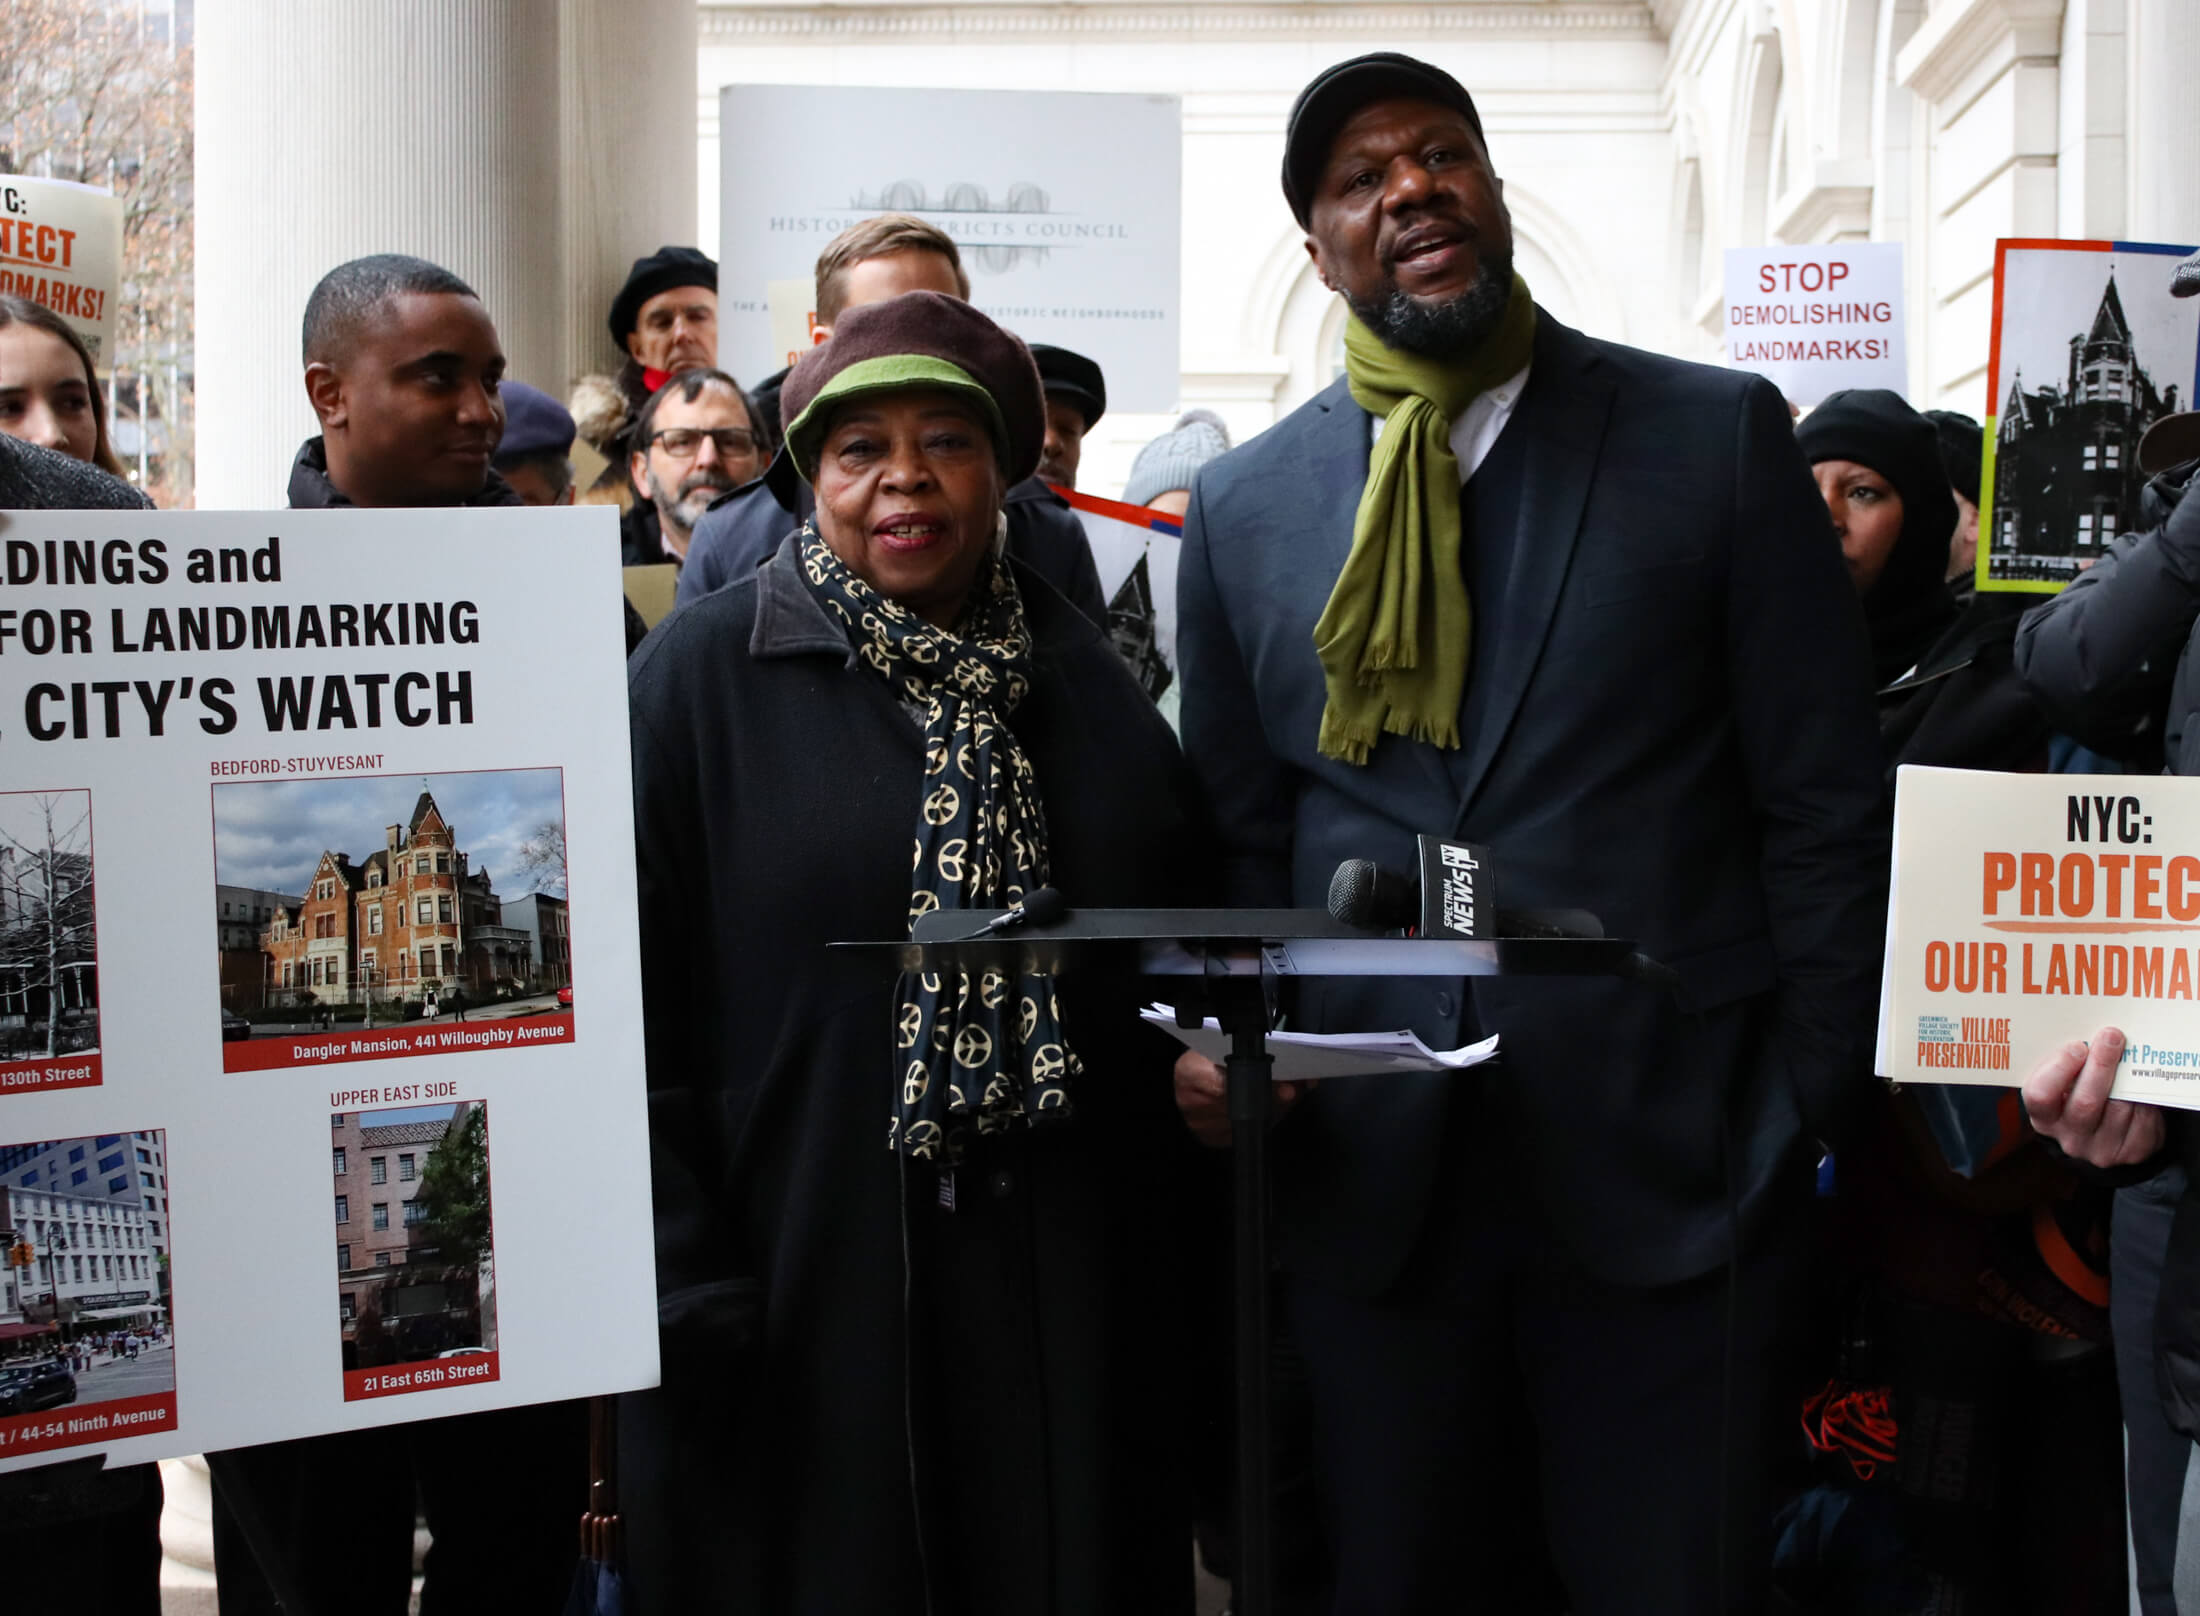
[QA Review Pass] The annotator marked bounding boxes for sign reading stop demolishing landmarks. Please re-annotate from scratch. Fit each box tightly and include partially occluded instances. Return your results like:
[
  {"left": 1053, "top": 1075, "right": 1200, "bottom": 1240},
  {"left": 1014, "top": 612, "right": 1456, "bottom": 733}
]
[
  {"left": 715, "top": 84, "right": 1182, "bottom": 411},
  {"left": 0, "top": 174, "right": 125, "bottom": 370},
  {"left": 0, "top": 506, "right": 658, "bottom": 1469},
  {"left": 1723, "top": 243, "right": 1906, "bottom": 407}
]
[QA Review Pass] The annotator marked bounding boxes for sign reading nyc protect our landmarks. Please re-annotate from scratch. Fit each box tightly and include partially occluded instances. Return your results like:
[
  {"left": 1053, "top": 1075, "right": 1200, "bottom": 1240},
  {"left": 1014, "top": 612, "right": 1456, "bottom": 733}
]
[
  {"left": 0, "top": 508, "right": 658, "bottom": 1471},
  {"left": 1882, "top": 767, "right": 2200, "bottom": 1109},
  {"left": 1980, "top": 237, "right": 2200, "bottom": 593}
]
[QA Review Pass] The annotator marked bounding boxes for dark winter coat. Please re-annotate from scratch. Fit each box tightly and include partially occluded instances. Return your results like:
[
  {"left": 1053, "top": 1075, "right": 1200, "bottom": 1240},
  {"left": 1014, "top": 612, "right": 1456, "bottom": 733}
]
[
  {"left": 1878, "top": 590, "right": 2051, "bottom": 787},
  {"left": 285, "top": 436, "right": 525, "bottom": 511},
  {"left": 288, "top": 436, "right": 648, "bottom": 653},
  {"left": 2011, "top": 459, "right": 2200, "bottom": 1436},
  {"left": 0, "top": 431, "right": 152, "bottom": 510},
  {"left": 620, "top": 536, "right": 1207, "bottom": 1614}
]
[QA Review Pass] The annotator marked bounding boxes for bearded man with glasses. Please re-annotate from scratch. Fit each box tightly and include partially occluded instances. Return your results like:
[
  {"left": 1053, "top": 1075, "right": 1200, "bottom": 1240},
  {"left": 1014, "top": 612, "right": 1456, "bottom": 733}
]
[{"left": 623, "top": 367, "right": 765, "bottom": 568}]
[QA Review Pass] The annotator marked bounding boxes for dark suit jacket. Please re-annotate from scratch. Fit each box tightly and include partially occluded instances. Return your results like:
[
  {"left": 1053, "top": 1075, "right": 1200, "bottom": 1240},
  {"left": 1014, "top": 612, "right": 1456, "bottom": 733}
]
[{"left": 1178, "top": 313, "right": 1888, "bottom": 1295}]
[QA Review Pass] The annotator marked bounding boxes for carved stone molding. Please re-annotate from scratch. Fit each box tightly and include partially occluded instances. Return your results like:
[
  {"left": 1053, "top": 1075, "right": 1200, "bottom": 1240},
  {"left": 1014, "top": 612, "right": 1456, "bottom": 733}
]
[{"left": 699, "top": 4, "right": 1661, "bottom": 45}]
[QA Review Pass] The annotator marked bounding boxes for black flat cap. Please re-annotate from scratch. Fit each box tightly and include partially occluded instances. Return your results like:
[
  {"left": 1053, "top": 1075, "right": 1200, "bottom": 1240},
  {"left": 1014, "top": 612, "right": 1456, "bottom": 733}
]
[
  {"left": 780, "top": 291, "right": 1045, "bottom": 486},
  {"left": 607, "top": 245, "right": 717, "bottom": 347},
  {"left": 1029, "top": 344, "right": 1107, "bottom": 429},
  {"left": 1282, "top": 53, "right": 1486, "bottom": 227}
]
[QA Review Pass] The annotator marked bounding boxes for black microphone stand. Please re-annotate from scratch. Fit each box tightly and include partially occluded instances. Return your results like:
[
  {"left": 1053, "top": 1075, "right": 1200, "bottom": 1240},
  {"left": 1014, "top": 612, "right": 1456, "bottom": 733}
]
[{"left": 838, "top": 907, "right": 1646, "bottom": 1616}]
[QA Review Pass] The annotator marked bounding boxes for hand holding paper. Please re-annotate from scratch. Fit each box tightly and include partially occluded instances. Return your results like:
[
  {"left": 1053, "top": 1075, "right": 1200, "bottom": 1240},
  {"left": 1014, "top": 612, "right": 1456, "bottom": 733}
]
[{"left": 2019, "top": 1026, "right": 2168, "bottom": 1170}]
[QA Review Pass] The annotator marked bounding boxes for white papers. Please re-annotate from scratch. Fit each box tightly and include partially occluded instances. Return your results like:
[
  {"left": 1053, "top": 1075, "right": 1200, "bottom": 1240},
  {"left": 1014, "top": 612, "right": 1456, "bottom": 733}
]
[{"left": 1142, "top": 1006, "right": 1498, "bottom": 1081}]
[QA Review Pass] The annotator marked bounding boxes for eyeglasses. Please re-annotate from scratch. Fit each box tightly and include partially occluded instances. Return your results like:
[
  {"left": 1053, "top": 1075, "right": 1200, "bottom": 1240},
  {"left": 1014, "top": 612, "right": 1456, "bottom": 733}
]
[{"left": 649, "top": 427, "right": 761, "bottom": 460}]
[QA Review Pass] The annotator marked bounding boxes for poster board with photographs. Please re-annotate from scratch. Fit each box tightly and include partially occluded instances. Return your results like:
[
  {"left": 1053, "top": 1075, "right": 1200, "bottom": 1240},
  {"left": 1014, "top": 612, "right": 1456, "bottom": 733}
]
[
  {"left": 0, "top": 506, "right": 658, "bottom": 1472},
  {"left": 1879, "top": 765, "right": 2200, "bottom": 1110},
  {"left": 1978, "top": 238, "right": 2200, "bottom": 593}
]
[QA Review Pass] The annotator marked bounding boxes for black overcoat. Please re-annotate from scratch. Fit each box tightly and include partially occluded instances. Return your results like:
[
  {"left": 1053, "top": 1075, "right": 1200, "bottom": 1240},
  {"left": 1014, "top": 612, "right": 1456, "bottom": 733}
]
[{"left": 621, "top": 538, "right": 1206, "bottom": 1614}]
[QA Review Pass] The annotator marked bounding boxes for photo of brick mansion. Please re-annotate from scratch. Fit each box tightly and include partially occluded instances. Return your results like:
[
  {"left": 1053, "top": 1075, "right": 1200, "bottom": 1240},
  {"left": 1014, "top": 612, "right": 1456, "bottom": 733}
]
[{"left": 219, "top": 782, "right": 570, "bottom": 1016}]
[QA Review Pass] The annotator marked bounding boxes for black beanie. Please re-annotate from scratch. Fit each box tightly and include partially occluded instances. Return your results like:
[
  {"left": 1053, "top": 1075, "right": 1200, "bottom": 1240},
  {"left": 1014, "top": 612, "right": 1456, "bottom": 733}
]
[
  {"left": 1797, "top": 388, "right": 1960, "bottom": 679},
  {"left": 1924, "top": 409, "right": 1984, "bottom": 506}
]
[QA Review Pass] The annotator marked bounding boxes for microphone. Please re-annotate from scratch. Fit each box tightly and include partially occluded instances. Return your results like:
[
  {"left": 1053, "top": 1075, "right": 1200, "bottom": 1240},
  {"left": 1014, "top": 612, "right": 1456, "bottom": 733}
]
[
  {"left": 968, "top": 886, "right": 1066, "bottom": 938},
  {"left": 1327, "top": 860, "right": 1420, "bottom": 932},
  {"left": 1327, "top": 836, "right": 1497, "bottom": 939}
]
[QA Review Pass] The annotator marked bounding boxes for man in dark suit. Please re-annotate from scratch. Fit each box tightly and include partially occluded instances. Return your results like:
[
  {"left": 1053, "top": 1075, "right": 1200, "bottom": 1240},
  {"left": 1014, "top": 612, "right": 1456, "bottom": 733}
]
[{"left": 1174, "top": 54, "right": 1887, "bottom": 1614}]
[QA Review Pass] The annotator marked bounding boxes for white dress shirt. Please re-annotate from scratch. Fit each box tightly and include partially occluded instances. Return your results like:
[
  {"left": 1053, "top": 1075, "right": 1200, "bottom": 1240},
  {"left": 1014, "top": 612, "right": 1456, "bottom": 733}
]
[{"left": 1367, "top": 363, "right": 1532, "bottom": 483}]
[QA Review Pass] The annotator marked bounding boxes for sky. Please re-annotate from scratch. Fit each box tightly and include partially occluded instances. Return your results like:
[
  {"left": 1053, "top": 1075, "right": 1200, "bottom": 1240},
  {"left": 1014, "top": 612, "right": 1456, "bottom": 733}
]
[
  {"left": 0, "top": 788, "right": 93, "bottom": 863},
  {"left": 1998, "top": 244, "right": 2200, "bottom": 408},
  {"left": 212, "top": 770, "right": 564, "bottom": 899},
  {"left": 358, "top": 1103, "right": 459, "bottom": 1130}
]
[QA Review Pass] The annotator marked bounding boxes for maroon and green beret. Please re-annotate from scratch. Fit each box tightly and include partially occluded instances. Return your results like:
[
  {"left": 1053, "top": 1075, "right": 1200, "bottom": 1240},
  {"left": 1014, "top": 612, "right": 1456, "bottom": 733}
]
[{"left": 780, "top": 290, "right": 1044, "bottom": 486}]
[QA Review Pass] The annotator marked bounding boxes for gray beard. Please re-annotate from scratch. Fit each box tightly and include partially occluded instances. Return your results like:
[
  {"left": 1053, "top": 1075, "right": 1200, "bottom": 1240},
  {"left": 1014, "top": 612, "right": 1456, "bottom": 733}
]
[{"left": 1350, "top": 250, "right": 1515, "bottom": 359}]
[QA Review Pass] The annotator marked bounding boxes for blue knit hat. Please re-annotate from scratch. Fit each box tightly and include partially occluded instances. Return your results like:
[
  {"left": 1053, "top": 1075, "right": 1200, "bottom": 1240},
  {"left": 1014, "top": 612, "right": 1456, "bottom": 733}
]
[{"left": 1122, "top": 409, "right": 1232, "bottom": 508}]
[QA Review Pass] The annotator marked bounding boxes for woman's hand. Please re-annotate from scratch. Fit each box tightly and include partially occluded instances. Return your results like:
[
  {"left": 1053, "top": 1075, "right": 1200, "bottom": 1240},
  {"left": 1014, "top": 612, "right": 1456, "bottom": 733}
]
[
  {"left": 1173, "top": 1050, "right": 1306, "bottom": 1148},
  {"left": 2020, "top": 1026, "right": 2168, "bottom": 1170}
]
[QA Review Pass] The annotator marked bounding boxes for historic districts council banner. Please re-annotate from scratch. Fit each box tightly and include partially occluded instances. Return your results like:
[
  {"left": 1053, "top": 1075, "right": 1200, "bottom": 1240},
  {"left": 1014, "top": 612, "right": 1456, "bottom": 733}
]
[
  {"left": 0, "top": 506, "right": 658, "bottom": 1470},
  {"left": 1880, "top": 765, "right": 2200, "bottom": 1112}
]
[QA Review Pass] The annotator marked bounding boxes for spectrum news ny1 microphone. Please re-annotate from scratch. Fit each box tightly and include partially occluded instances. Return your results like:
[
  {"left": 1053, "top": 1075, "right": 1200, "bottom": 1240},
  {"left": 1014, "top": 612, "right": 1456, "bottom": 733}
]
[
  {"left": 1327, "top": 838, "right": 1680, "bottom": 990},
  {"left": 1326, "top": 836, "right": 1495, "bottom": 939}
]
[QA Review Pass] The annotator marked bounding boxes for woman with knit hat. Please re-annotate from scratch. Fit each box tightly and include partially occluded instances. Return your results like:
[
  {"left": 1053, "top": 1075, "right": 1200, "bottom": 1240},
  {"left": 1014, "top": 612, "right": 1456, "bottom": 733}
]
[
  {"left": 1797, "top": 388, "right": 2048, "bottom": 781},
  {"left": 622, "top": 291, "right": 1208, "bottom": 1614},
  {"left": 1783, "top": 392, "right": 2123, "bottom": 1612}
]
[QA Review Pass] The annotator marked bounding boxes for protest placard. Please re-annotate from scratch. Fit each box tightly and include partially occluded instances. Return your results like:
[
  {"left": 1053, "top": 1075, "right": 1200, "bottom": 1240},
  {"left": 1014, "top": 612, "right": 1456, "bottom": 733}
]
[
  {"left": 717, "top": 85, "right": 1181, "bottom": 410},
  {"left": 1978, "top": 238, "right": 2200, "bottom": 592},
  {"left": 1059, "top": 487, "right": 1181, "bottom": 719},
  {"left": 1722, "top": 243, "right": 1905, "bottom": 406},
  {"left": 0, "top": 175, "right": 125, "bottom": 369},
  {"left": 0, "top": 506, "right": 657, "bottom": 1470},
  {"left": 1879, "top": 766, "right": 2200, "bottom": 1111}
]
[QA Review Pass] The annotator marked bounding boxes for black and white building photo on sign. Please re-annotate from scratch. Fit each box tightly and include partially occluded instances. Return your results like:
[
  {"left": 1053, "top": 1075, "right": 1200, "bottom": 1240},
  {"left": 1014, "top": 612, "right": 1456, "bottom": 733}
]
[
  {"left": 1983, "top": 240, "right": 2200, "bottom": 590},
  {"left": 0, "top": 790, "right": 99, "bottom": 1079}
]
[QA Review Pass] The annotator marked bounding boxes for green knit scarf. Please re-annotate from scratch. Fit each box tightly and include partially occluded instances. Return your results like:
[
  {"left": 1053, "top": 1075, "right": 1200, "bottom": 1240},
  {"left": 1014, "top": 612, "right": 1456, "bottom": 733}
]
[{"left": 1314, "top": 274, "right": 1538, "bottom": 764}]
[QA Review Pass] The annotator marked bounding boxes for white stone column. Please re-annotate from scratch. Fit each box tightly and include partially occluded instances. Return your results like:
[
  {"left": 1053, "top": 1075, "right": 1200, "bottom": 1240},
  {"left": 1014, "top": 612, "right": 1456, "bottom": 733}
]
[
  {"left": 560, "top": 0, "right": 699, "bottom": 386},
  {"left": 1895, "top": 0, "right": 2066, "bottom": 410},
  {"left": 194, "top": 0, "right": 696, "bottom": 510},
  {"left": 2126, "top": 0, "right": 2200, "bottom": 244}
]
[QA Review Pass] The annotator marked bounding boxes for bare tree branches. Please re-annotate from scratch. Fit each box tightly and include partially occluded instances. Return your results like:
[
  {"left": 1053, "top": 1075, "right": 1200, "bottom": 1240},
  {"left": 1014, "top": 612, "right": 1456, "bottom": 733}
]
[
  {"left": 0, "top": 791, "right": 99, "bottom": 1059},
  {"left": 0, "top": 0, "right": 194, "bottom": 502}
]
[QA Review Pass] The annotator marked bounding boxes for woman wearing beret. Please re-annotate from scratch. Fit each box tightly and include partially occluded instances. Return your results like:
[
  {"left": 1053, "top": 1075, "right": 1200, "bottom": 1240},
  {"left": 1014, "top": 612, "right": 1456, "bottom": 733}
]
[{"left": 622, "top": 291, "right": 1207, "bottom": 1613}]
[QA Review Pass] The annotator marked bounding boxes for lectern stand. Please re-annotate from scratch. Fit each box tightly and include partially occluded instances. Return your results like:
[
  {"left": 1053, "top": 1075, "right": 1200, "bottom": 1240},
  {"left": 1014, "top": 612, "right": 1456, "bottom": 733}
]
[{"left": 841, "top": 908, "right": 1643, "bottom": 1616}]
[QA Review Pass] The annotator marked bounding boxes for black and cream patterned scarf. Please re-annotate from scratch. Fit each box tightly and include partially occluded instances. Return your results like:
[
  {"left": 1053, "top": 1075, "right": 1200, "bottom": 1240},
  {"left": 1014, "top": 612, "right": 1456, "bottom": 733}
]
[{"left": 799, "top": 527, "right": 1084, "bottom": 1162}]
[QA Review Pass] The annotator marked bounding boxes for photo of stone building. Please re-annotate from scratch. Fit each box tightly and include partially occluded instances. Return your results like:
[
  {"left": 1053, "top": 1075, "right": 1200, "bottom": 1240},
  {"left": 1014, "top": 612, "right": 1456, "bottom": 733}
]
[{"left": 1987, "top": 246, "right": 2199, "bottom": 585}]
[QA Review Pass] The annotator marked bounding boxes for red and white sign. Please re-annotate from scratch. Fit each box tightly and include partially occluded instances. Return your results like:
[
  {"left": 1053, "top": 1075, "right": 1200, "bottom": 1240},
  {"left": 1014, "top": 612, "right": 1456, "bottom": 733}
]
[
  {"left": 0, "top": 175, "right": 125, "bottom": 369},
  {"left": 1724, "top": 243, "right": 1906, "bottom": 406}
]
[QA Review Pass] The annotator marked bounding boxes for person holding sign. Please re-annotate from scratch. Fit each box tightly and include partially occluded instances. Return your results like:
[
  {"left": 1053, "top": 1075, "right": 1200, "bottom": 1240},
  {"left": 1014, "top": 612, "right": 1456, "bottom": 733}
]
[
  {"left": 1175, "top": 52, "right": 1886, "bottom": 1613},
  {"left": 2011, "top": 249, "right": 2200, "bottom": 1616},
  {"left": 205, "top": 253, "right": 587, "bottom": 1616},
  {"left": 623, "top": 290, "right": 1207, "bottom": 1613}
]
